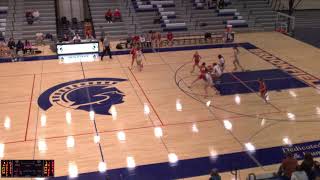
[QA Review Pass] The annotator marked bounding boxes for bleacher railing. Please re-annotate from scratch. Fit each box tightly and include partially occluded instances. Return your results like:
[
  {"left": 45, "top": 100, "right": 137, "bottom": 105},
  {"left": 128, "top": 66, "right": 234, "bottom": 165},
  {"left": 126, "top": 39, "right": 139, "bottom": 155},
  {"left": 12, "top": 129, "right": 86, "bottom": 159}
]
[
  {"left": 10, "top": 0, "right": 16, "bottom": 38},
  {"left": 85, "top": 0, "right": 96, "bottom": 38}
]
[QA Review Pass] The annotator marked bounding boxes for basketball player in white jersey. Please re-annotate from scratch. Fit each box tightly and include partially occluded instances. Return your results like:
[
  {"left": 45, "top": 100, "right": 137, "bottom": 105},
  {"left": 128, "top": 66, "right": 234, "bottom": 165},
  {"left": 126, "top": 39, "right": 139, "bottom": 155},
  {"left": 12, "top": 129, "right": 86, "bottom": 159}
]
[
  {"left": 135, "top": 47, "right": 145, "bottom": 72},
  {"left": 212, "top": 62, "right": 222, "bottom": 81},
  {"left": 218, "top": 54, "right": 225, "bottom": 72},
  {"left": 204, "top": 69, "right": 214, "bottom": 97},
  {"left": 232, "top": 46, "right": 244, "bottom": 72}
]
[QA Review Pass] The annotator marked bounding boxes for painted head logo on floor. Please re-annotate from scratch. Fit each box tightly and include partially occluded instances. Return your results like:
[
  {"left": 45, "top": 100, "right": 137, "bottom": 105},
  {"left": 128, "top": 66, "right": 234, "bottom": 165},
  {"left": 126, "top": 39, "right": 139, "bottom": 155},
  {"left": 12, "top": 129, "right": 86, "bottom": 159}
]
[{"left": 38, "top": 78, "right": 127, "bottom": 115}]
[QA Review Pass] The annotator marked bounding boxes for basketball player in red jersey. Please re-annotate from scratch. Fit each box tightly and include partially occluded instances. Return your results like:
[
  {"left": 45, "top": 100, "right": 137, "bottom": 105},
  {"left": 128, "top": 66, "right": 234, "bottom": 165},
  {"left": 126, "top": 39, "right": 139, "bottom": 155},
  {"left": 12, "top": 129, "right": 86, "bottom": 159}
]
[
  {"left": 258, "top": 78, "right": 268, "bottom": 102},
  {"left": 151, "top": 31, "right": 156, "bottom": 49},
  {"left": 189, "top": 62, "right": 207, "bottom": 88},
  {"left": 130, "top": 45, "right": 138, "bottom": 69},
  {"left": 167, "top": 31, "right": 174, "bottom": 46},
  {"left": 191, "top": 51, "right": 202, "bottom": 73},
  {"left": 154, "top": 31, "right": 161, "bottom": 49}
]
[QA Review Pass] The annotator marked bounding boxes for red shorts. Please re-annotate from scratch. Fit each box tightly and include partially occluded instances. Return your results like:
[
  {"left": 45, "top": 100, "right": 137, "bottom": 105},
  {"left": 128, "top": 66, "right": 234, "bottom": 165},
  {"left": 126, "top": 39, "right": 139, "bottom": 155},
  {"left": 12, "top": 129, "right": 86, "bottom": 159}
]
[
  {"left": 260, "top": 89, "right": 267, "bottom": 95},
  {"left": 194, "top": 60, "right": 200, "bottom": 65},
  {"left": 199, "top": 74, "right": 205, "bottom": 80}
]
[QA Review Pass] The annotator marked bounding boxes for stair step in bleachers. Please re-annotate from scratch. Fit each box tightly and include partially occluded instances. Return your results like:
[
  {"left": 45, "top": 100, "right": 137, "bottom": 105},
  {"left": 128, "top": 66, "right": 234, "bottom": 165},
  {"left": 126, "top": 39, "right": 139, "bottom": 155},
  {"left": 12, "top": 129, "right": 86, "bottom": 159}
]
[
  {"left": 229, "top": 0, "right": 278, "bottom": 31},
  {"left": 19, "top": 0, "right": 57, "bottom": 43},
  {"left": 216, "top": 8, "right": 248, "bottom": 27},
  {"left": 132, "top": 0, "right": 187, "bottom": 32},
  {"left": 132, "top": 0, "right": 175, "bottom": 12},
  {"left": 0, "top": 5, "right": 8, "bottom": 39},
  {"left": 89, "top": 0, "right": 133, "bottom": 40}
]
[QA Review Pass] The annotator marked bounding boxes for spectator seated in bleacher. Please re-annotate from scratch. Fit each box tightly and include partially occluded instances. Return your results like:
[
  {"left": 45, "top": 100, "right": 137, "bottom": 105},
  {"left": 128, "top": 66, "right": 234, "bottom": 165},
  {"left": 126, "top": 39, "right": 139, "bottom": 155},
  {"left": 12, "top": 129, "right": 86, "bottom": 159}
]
[
  {"left": 86, "top": 33, "right": 95, "bottom": 40},
  {"left": 36, "top": 32, "right": 44, "bottom": 45},
  {"left": 16, "top": 40, "right": 24, "bottom": 56},
  {"left": 204, "top": 32, "right": 212, "bottom": 42},
  {"left": 45, "top": 33, "right": 53, "bottom": 41},
  {"left": 207, "top": 0, "right": 217, "bottom": 9},
  {"left": 25, "top": 10, "right": 34, "bottom": 25},
  {"left": 217, "top": 0, "right": 230, "bottom": 9},
  {"left": 23, "top": 40, "right": 32, "bottom": 54},
  {"left": 7, "top": 38, "right": 16, "bottom": 59},
  {"left": 32, "top": 9, "right": 40, "bottom": 22},
  {"left": 61, "top": 16, "right": 69, "bottom": 25},
  {"left": 73, "top": 33, "right": 81, "bottom": 43},
  {"left": 71, "top": 17, "right": 79, "bottom": 30},
  {"left": 62, "top": 34, "right": 69, "bottom": 42},
  {"left": 105, "top": 9, "right": 113, "bottom": 24},
  {"left": 217, "top": 0, "right": 224, "bottom": 9},
  {"left": 68, "top": 27, "right": 76, "bottom": 37},
  {"left": 113, "top": 8, "right": 122, "bottom": 22}
]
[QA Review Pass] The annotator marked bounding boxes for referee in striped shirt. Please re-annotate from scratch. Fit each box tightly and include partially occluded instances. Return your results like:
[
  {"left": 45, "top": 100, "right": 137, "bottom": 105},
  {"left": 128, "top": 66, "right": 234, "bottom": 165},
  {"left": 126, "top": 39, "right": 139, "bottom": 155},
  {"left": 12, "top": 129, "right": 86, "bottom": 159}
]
[{"left": 101, "top": 35, "right": 112, "bottom": 60}]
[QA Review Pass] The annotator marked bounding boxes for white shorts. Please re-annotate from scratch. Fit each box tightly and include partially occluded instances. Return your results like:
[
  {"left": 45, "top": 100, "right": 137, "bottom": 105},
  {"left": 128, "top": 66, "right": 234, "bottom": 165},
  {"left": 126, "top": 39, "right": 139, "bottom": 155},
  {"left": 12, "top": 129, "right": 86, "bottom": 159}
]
[
  {"left": 136, "top": 57, "right": 142, "bottom": 65},
  {"left": 205, "top": 73, "right": 213, "bottom": 86}
]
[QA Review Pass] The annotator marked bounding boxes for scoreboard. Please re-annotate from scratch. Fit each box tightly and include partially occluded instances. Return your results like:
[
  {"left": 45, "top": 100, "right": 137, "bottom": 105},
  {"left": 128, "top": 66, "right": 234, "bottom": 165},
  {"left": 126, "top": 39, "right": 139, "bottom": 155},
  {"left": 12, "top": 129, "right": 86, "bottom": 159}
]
[
  {"left": 1, "top": 160, "right": 54, "bottom": 178},
  {"left": 56, "top": 41, "right": 99, "bottom": 55}
]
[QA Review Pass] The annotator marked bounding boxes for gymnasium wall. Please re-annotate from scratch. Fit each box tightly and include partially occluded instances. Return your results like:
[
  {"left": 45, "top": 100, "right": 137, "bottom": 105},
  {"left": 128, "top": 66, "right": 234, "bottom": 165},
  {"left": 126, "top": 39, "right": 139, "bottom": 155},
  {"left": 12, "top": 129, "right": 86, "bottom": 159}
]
[{"left": 57, "top": 0, "right": 85, "bottom": 21}]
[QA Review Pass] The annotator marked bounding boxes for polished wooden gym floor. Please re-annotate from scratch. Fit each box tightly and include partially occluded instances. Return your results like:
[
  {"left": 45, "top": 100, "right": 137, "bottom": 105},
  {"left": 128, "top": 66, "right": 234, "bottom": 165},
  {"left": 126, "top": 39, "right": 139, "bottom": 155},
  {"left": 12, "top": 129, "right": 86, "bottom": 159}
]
[{"left": 0, "top": 32, "right": 320, "bottom": 179}]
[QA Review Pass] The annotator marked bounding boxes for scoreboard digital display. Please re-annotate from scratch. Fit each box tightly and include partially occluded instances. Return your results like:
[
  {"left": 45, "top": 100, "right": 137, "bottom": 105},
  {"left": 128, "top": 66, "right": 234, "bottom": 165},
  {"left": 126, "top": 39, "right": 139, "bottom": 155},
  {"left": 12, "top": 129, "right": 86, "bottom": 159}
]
[{"left": 1, "top": 160, "right": 54, "bottom": 178}]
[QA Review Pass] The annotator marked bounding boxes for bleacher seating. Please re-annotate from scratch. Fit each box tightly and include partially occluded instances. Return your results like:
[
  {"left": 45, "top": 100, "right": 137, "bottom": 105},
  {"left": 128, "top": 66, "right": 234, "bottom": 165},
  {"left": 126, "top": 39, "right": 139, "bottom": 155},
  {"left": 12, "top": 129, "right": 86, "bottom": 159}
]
[
  {"left": 225, "top": 19, "right": 248, "bottom": 27},
  {"left": 230, "top": 0, "right": 278, "bottom": 31},
  {"left": 217, "top": 9, "right": 248, "bottom": 28},
  {"left": 293, "top": 10, "right": 320, "bottom": 48},
  {"left": 132, "top": 0, "right": 187, "bottom": 32},
  {"left": 132, "top": 0, "right": 175, "bottom": 12},
  {"left": 194, "top": 0, "right": 206, "bottom": 9},
  {"left": 89, "top": 0, "right": 132, "bottom": 40},
  {"left": 0, "top": 6, "right": 8, "bottom": 13},
  {"left": 21, "top": 0, "right": 57, "bottom": 43},
  {"left": 57, "top": 17, "right": 85, "bottom": 41},
  {"left": 0, "top": 6, "right": 8, "bottom": 39},
  {"left": 217, "top": 9, "right": 237, "bottom": 16}
]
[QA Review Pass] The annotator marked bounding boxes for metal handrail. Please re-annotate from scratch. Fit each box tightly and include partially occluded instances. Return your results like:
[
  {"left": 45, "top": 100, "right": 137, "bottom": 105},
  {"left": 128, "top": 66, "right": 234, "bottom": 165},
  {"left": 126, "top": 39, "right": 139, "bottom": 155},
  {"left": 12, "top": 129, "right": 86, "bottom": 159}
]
[
  {"left": 10, "top": 0, "right": 16, "bottom": 38},
  {"left": 86, "top": 0, "right": 96, "bottom": 38}
]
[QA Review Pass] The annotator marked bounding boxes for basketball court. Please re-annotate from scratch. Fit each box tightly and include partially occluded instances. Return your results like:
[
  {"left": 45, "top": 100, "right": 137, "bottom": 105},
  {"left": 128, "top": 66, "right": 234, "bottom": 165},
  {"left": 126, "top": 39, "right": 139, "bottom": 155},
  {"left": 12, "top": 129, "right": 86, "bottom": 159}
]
[{"left": 0, "top": 32, "right": 320, "bottom": 179}]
